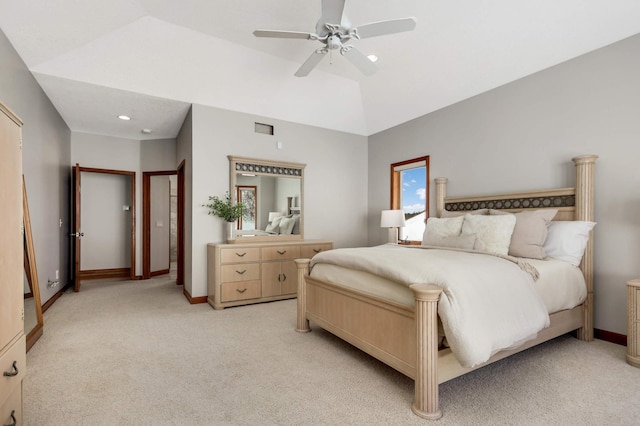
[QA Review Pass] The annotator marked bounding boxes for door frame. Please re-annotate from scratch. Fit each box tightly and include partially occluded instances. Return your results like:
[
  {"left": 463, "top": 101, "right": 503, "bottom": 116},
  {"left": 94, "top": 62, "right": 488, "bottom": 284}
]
[
  {"left": 142, "top": 170, "right": 176, "bottom": 279},
  {"left": 141, "top": 161, "right": 185, "bottom": 283},
  {"left": 72, "top": 164, "right": 136, "bottom": 291}
]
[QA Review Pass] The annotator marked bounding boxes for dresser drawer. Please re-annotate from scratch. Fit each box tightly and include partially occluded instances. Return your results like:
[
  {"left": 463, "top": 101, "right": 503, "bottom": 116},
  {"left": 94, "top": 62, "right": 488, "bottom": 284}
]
[
  {"left": 301, "top": 244, "right": 332, "bottom": 258},
  {"left": 221, "top": 263, "right": 260, "bottom": 282},
  {"left": 221, "top": 280, "right": 261, "bottom": 302},
  {"left": 220, "top": 247, "right": 260, "bottom": 264},
  {"left": 1, "top": 383, "right": 21, "bottom": 426},
  {"left": 262, "top": 246, "right": 301, "bottom": 261},
  {"left": 0, "top": 334, "right": 25, "bottom": 406}
]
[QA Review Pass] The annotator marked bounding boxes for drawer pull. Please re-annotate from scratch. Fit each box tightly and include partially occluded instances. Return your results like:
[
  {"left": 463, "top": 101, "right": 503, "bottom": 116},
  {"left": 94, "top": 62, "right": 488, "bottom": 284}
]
[
  {"left": 3, "top": 361, "right": 18, "bottom": 377},
  {"left": 236, "top": 288, "right": 247, "bottom": 294},
  {"left": 277, "top": 250, "right": 286, "bottom": 255},
  {"left": 3, "top": 410, "right": 16, "bottom": 426},
  {"left": 235, "top": 252, "right": 247, "bottom": 257},
  {"left": 313, "top": 248, "right": 322, "bottom": 253},
  {"left": 235, "top": 269, "right": 247, "bottom": 275}
]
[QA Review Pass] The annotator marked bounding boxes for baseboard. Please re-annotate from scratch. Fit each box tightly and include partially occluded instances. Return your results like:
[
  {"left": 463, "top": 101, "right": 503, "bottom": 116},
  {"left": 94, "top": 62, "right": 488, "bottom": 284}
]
[
  {"left": 594, "top": 328, "right": 627, "bottom": 346},
  {"left": 183, "top": 287, "right": 207, "bottom": 304},
  {"left": 150, "top": 269, "right": 170, "bottom": 277},
  {"left": 79, "top": 267, "right": 131, "bottom": 280},
  {"left": 42, "top": 283, "right": 70, "bottom": 313}
]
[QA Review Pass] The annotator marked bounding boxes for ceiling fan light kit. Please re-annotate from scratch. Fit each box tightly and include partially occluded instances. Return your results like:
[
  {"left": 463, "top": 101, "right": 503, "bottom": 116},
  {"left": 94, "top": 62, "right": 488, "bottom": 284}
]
[{"left": 253, "top": 0, "right": 416, "bottom": 77}]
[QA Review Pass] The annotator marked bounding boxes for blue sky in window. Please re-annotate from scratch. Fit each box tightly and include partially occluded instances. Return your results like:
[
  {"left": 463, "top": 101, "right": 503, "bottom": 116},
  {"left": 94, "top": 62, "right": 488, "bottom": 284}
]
[{"left": 402, "top": 167, "right": 426, "bottom": 214}]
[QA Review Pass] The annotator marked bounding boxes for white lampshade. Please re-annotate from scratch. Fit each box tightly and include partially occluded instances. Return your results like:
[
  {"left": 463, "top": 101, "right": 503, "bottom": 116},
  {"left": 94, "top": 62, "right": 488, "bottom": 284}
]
[
  {"left": 380, "top": 210, "right": 406, "bottom": 244},
  {"left": 268, "top": 212, "right": 283, "bottom": 222},
  {"left": 380, "top": 210, "right": 406, "bottom": 228}
]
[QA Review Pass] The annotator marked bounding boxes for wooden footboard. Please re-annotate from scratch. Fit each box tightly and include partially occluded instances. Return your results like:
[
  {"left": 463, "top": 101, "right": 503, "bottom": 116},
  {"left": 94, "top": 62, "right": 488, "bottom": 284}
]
[{"left": 296, "top": 259, "right": 585, "bottom": 419}]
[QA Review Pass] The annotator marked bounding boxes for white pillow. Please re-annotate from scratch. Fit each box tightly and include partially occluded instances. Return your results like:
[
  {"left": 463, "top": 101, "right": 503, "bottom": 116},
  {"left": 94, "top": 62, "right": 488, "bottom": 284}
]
[
  {"left": 543, "top": 221, "right": 596, "bottom": 266},
  {"left": 461, "top": 213, "right": 516, "bottom": 255},
  {"left": 421, "top": 216, "right": 465, "bottom": 245},
  {"left": 265, "top": 216, "right": 283, "bottom": 234},
  {"left": 278, "top": 216, "right": 296, "bottom": 235}
]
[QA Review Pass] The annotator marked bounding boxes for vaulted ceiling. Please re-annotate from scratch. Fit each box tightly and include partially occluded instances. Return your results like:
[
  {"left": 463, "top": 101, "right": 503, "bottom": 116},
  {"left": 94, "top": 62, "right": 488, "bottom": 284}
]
[{"left": 1, "top": 1, "right": 640, "bottom": 140}]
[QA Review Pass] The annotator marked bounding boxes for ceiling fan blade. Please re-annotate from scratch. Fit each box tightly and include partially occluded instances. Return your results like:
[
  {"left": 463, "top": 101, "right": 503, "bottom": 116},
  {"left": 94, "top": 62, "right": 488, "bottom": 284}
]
[
  {"left": 355, "top": 17, "right": 417, "bottom": 39},
  {"left": 316, "top": 0, "right": 346, "bottom": 35},
  {"left": 295, "top": 50, "right": 327, "bottom": 77},
  {"left": 342, "top": 47, "right": 378, "bottom": 76},
  {"left": 253, "top": 30, "right": 313, "bottom": 40}
]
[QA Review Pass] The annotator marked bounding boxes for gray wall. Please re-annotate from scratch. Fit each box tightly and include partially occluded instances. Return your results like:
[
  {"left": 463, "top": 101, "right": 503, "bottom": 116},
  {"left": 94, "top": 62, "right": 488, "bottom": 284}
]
[
  {"left": 369, "top": 34, "right": 640, "bottom": 335},
  {"left": 71, "top": 132, "right": 176, "bottom": 276},
  {"left": 186, "top": 104, "right": 369, "bottom": 298},
  {"left": 80, "top": 172, "right": 132, "bottom": 270},
  {"left": 0, "top": 28, "right": 71, "bottom": 304},
  {"left": 150, "top": 175, "right": 171, "bottom": 273},
  {"left": 176, "top": 107, "right": 193, "bottom": 294}
]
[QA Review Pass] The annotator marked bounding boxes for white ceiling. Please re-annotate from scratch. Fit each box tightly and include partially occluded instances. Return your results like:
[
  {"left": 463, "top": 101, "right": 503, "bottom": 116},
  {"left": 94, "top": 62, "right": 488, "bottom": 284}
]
[{"left": 1, "top": 0, "right": 640, "bottom": 140}]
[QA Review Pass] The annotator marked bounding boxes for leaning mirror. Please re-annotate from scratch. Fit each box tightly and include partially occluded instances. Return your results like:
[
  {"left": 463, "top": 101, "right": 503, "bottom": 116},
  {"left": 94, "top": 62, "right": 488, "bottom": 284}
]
[
  {"left": 229, "top": 156, "right": 305, "bottom": 242},
  {"left": 23, "top": 176, "right": 44, "bottom": 351}
]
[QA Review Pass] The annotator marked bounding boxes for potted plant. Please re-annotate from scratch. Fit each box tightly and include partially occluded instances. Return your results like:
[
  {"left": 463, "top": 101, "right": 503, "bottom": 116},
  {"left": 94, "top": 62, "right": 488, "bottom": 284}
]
[{"left": 203, "top": 191, "right": 244, "bottom": 241}]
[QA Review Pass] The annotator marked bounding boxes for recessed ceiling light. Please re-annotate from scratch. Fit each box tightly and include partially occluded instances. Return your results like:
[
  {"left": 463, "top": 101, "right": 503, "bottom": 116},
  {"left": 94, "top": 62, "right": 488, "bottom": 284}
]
[
  {"left": 141, "top": 128, "right": 152, "bottom": 134},
  {"left": 117, "top": 115, "right": 131, "bottom": 121},
  {"left": 367, "top": 54, "right": 378, "bottom": 63}
]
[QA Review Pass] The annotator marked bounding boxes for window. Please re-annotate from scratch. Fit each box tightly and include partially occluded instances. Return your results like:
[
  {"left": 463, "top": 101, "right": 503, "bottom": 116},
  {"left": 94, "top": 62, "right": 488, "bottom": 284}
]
[
  {"left": 237, "top": 186, "right": 256, "bottom": 230},
  {"left": 390, "top": 156, "right": 429, "bottom": 243}
]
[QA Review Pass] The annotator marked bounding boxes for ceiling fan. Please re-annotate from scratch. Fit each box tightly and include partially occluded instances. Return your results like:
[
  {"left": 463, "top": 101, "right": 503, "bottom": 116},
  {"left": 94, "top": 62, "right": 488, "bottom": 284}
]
[{"left": 253, "top": 0, "right": 416, "bottom": 77}]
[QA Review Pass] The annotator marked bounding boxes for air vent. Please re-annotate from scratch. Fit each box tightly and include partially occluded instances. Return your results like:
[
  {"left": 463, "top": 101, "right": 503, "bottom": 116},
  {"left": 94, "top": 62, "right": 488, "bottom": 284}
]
[{"left": 255, "top": 122, "right": 274, "bottom": 135}]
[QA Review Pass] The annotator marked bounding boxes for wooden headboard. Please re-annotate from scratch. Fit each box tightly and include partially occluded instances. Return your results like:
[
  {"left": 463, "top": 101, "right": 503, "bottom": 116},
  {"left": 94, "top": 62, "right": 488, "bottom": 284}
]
[{"left": 433, "top": 155, "right": 598, "bottom": 340}]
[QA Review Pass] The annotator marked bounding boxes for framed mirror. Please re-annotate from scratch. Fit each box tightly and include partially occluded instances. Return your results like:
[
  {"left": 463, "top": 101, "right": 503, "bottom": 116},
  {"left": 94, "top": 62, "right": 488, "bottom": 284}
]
[
  {"left": 23, "top": 176, "right": 44, "bottom": 351},
  {"left": 229, "top": 156, "right": 305, "bottom": 242}
]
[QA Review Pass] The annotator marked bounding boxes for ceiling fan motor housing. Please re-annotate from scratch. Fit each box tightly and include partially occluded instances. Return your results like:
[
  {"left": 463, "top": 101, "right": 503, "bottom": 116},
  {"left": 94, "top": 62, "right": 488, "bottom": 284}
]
[{"left": 327, "top": 35, "right": 342, "bottom": 50}]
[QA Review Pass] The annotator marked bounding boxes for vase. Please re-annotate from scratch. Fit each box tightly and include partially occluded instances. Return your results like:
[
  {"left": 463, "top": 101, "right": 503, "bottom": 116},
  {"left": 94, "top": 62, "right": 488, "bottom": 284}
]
[{"left": 225, "top": 221, "right": 236, "bottom": 242}]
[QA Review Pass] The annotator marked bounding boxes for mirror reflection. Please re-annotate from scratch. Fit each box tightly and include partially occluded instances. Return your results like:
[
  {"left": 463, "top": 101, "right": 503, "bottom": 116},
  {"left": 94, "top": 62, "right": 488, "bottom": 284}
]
[
  {"left": 24, "top": 271, "right": 37, "bottom": 335},
  {"left": 23, "top": 176, "right": 44, "bottom": 351},
  {"left": 229, "top": 156, "right": 305, "bottom": 241}
]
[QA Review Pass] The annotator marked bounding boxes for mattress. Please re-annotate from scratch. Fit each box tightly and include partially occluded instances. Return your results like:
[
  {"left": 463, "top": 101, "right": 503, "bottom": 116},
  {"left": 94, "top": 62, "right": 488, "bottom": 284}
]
[{"left": 309, "top": 256, "right": 586, "bottom": 315}]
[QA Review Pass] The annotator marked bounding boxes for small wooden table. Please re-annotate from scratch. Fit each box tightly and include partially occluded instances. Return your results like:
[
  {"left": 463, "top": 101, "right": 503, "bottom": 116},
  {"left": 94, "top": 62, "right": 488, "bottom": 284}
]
[{"left": 627, "top": 279, "right": 640, "bottom": 367}]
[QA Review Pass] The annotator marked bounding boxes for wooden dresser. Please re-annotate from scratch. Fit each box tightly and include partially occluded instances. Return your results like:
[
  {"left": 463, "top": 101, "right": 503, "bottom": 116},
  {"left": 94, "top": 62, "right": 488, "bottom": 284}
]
[
  {"left": 208, "top": 240, "right": 332, "bottom": 309},
  {"left": 627, "top": 278, "right": 640, "bottom": 367},
  {"left": 1, "top": 101, "right": 25, "bottom": 425}
]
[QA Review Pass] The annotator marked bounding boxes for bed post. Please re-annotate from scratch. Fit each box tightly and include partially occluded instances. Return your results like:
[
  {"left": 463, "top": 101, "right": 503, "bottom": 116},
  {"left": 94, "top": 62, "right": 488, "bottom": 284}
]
[
  {"left": 295, "top": 259, "right": 312, "bottom": 333},
  {"left": 435, "top": 177, "right": 448, "bottom": 218},
  {"left": 410, "top": 284, "right": 444, "bottom": 420},
  {"left": 572, "top": 155, "right": 598, "bottom": 342}
]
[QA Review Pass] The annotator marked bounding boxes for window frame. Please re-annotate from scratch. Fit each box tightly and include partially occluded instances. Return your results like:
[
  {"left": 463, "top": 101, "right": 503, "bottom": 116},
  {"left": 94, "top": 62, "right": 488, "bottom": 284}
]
[{"left": 390, "top": 156, "right": 430, "bottom": 244}]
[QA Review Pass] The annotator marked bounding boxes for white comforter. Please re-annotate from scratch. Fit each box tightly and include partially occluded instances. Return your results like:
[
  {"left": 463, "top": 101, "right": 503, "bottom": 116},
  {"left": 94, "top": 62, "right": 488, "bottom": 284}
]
[{"left": 310, "top": 245, "right": 550, "bottom": 368}]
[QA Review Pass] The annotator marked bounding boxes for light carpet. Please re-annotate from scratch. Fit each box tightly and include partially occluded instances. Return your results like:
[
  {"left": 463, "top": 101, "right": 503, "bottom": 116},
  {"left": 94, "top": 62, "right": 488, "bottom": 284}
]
[{"left": 25, "top": 275, "right": 640, "bottom": 425}]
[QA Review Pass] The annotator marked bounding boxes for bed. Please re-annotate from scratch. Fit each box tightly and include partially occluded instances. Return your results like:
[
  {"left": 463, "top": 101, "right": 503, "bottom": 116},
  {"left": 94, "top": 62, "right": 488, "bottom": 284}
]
[{"left": 294, "top": 155, "right": 597, "bottom": 420}]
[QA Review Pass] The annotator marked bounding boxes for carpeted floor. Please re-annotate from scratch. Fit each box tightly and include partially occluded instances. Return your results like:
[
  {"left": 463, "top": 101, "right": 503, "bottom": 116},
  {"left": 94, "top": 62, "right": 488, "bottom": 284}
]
[{"left": 24, "top": 275, "right": 640, "bottom": 425}]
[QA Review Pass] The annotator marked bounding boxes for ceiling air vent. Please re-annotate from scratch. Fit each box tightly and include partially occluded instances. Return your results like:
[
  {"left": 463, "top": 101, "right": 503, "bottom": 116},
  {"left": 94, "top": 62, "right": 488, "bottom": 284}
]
[{"left": 255, "top": 122, "right": 274, "bottom": 135}]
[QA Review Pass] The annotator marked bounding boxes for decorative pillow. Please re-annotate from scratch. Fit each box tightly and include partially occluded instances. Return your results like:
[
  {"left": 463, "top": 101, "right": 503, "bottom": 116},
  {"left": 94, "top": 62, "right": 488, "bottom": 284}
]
[
  {"left": 265, "top": 216, "right": 283, "bottom": 234},
  {"left": 422, "top": 233, "right": 486, "bottom": 250},
  {"left": 461, "top": 213, "right": 516, "bottom": 255},
  {"left": 490, "top": 209, "right": 557, "bottom": 259},
  {"left": 290, "top": 214, "right": 301, "bottom": 235},
  {"left": 421, "top": 216, "right": 465, "bottom": 245},
  {"left": 543, "top": 221, "right": 596, "bottom": 266},
  {"left": 440, "top": 208, "right": 489, "bottom": 218},
  {"left": 278, "top": 216, "right": 296, "bottom": 235}
]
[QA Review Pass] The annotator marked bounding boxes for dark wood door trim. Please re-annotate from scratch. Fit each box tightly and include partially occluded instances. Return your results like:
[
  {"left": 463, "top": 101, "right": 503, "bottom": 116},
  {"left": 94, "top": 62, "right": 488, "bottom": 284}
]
[
  {"left": 177, "top": 160, "right": 185, "bottom": 286},
  {"left": 73, "top": 164, "right": 81, "bottom": 291},
  {"left": 74, "top": 165, "right": 136, "bottom": 285},
  {"left": 142, "top": 170, "right": 177, "bottom": 280}
]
